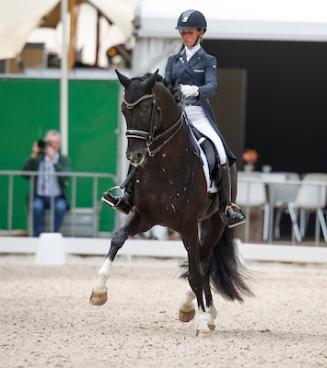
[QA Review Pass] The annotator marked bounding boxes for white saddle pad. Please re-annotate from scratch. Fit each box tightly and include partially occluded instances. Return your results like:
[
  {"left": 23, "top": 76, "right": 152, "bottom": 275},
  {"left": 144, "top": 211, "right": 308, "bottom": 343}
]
[{"left": 190, "top": 130, "right": 218, "bottom": 193}]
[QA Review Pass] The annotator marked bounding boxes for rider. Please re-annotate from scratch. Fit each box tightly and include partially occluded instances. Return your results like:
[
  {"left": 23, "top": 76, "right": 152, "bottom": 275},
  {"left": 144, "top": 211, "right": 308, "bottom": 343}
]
[{"left": 102, "top": 9, "right": 245, "bottom": 228}]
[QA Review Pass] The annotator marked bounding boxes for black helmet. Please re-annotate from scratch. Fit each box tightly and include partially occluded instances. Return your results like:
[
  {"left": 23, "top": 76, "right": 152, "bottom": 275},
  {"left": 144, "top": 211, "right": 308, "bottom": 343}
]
[{"left": 175, "top": 9, "right": 207, "bottom": 32}]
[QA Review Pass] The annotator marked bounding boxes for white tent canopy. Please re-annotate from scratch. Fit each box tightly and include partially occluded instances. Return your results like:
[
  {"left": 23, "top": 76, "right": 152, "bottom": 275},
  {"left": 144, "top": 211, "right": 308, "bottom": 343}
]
[
  {"left": 136, "top": 0, "right": 327, "bottom": 42},
  {"left": 2, "top": 0, "right": 327, "bottom": 61},
  {"left": 0, "top": 0, "right": 58, "bottom": 60},
  {"left": 0, "top": 0, "right": 135, "bottom": 60}
]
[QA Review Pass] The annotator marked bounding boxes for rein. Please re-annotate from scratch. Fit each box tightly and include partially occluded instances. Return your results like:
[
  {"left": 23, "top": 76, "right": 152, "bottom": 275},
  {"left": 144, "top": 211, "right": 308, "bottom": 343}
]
[{"left": 124, "top": 93, "right": 183, "bottom": 157}]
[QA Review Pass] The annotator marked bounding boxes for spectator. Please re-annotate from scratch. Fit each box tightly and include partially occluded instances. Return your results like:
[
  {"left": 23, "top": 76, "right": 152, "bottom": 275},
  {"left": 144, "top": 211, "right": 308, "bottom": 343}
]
[{"left": 22, "top": 130, "right": 71, "bottom": 237}]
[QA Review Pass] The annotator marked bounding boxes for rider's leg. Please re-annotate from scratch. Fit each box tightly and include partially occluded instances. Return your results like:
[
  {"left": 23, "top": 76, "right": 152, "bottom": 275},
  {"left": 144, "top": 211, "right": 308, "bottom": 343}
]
[
  {"left": 209, "top": 135, "right": 245, "bottom": 227},
  {"left": 218, "top": 163, "right": 245, "bottom": 228},
  {"left": 102, "top": 165, "right": 135, "bottom": 215},
  {"left": 185, "top": 109, "right": 245, "bottom": 228}
]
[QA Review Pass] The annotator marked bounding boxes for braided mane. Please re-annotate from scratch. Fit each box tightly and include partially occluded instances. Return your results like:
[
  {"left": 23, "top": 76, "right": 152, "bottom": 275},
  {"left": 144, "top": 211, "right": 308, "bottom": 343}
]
[{"left": 134, "top": 72, "right": 182, "bottom": 106}]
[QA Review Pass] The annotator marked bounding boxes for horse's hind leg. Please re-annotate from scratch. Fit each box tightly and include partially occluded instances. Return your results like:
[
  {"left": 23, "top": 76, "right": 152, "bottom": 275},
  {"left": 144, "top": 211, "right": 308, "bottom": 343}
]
[
  {"left": 90, "top": 209, "right": 148, "bottom": 306},
  {"left": 179, "top": 289, "right": 196, "bottom": 322},
  {"left": 198, "top": 215, "right": 225, "bottom": 333},
  {"left": 181, "top": 224, "right": 209, "bottom": 335}
]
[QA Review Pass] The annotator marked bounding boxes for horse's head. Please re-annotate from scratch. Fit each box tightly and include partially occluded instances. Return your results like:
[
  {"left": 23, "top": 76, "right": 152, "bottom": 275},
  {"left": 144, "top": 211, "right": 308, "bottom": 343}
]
[
  {"left": 116, "top": 69, "right": 161, "bottom": 166},
  {"left": 116, "top": 69, "right": 182, "bottom": 166}
]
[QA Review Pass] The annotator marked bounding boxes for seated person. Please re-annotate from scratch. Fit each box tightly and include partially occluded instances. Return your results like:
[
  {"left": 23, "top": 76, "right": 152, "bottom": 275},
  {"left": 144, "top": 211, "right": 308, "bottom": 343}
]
[{"left": 22, "top": 130, "right": 71, "bottom": 237}]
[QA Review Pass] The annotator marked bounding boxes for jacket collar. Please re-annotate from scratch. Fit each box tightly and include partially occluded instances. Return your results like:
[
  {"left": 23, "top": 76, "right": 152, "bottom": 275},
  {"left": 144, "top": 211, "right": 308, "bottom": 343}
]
[
  {"left": 179, "top": 46, "right": 204, "bottom": 65},
  {"left": 188, "top": 47, "right": 204, "bottom": 66},
  {"left": 178, "top": 47, "right": 205, "bottom": 77}
]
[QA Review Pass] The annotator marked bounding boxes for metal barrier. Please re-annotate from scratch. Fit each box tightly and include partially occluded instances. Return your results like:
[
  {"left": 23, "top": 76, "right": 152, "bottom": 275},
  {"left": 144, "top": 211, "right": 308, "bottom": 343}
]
[
  {"left": 1, "top": 170, "right": 327, "bottom": 245},
  {"left": 0, "top": 170, "right": 117, "bottom": 237}
]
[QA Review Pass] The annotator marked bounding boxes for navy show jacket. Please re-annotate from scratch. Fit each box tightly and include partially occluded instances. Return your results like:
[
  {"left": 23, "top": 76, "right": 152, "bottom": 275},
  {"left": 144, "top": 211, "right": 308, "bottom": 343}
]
[{"left": 165, "top": 46, "right": 236, "bottom": 165}]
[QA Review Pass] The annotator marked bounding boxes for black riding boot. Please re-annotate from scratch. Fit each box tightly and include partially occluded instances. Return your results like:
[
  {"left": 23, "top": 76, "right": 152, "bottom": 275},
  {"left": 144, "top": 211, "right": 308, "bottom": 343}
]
[
  {"left": 219, "top": 164, "right": 246, "bottom": 228},
  {"left": 102, "top": 166, "right": 135, "bottom": 215}
]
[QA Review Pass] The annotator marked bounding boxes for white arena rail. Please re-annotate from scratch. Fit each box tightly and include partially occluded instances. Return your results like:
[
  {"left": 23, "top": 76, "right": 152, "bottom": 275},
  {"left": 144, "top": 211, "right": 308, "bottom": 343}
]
[{"left": 0, "top": 236, "right": 327, "bottom": 264}]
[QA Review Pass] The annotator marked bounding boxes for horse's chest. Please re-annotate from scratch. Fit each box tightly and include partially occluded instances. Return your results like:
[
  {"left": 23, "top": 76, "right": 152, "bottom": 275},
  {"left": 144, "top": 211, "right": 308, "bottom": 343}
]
[{"left": 135, "top": 168, "right": 202, "bottom": 218}]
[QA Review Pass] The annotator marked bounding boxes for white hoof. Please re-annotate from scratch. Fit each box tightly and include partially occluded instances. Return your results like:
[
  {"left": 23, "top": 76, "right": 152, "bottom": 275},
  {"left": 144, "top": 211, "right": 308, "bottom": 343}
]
[
  {"left": 196, "top": 311, "right": 215, "bottom": 336},
  {"left": 196, "top": 325, "right": 213, "bottom": 337}
]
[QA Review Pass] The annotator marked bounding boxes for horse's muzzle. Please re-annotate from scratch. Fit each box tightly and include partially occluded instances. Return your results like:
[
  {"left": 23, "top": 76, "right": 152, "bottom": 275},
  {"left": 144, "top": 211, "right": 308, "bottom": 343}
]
[{"left": 127, "top": 151, "right": 145, "bottom": 166}]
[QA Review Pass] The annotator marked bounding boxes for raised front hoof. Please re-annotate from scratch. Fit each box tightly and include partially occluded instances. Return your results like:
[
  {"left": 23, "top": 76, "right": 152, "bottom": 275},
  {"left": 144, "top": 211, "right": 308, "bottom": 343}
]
[
  {"left": 89, "top": 288, "right": 108, "bottom": 306},
  {"left": 179, "top": 308, "right": 196, "bottom": 323}
]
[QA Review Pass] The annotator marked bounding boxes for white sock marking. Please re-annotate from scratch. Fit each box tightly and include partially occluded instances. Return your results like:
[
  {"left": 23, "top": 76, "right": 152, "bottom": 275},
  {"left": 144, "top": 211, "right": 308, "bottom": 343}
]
[{"left": 94, "top": 258, "right": 112, "bottom": 291}]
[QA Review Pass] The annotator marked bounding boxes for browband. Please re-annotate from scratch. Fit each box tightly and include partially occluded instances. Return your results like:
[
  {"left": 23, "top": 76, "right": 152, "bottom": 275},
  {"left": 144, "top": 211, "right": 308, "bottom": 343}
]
[{"left": 123, "top": 94, "right": 153, "bottom": 109}]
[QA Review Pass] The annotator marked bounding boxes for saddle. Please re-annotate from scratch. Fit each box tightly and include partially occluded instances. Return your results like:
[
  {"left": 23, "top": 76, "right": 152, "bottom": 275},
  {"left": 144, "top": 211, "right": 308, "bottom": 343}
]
[{"left": 186, "top": 123, "right": 220, "bottom": 184}]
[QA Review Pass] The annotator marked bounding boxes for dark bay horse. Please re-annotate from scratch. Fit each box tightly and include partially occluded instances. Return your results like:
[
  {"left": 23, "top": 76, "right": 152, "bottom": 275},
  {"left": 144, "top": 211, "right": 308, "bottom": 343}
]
[{"left": 90, "top": 70, "right": 251, "bottom": 335}]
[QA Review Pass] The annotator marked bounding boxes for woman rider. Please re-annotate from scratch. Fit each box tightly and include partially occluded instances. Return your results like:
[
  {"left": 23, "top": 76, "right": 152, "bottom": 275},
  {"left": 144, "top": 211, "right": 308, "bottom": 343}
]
[{"left": 102, "top": 9, "right": 245, "bottom": 228}]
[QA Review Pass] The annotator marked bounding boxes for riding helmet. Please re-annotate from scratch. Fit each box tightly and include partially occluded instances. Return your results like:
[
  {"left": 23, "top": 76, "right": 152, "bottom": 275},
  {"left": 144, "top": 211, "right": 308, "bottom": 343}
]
[{"left": 175, "top": 9, "right": 207, "bottom": 32}]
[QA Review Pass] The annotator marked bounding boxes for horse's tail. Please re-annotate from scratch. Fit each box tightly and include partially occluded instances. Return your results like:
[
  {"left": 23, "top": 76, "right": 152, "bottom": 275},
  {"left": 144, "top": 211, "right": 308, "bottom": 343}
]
[{"left": 209, "top": 227, "right": 253, "bottom": 302}]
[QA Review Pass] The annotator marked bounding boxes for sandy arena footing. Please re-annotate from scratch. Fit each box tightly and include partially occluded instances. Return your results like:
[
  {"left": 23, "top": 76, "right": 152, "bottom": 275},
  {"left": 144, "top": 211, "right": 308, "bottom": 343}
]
[{"left": 0, "top": 255, "right": 326, "bottom": 368}]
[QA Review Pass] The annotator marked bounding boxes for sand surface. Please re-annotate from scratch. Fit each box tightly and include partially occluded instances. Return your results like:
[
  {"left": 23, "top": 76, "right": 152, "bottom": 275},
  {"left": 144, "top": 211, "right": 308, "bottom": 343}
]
[{"left": 0, "top": 255, "right": 326, "bottom": 368}]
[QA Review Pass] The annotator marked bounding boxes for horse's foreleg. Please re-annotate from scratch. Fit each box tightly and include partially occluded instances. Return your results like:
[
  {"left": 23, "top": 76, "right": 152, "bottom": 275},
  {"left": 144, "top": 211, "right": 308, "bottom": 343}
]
[{"left": 90, "top": 209, "right": 143, "bottom": 306}]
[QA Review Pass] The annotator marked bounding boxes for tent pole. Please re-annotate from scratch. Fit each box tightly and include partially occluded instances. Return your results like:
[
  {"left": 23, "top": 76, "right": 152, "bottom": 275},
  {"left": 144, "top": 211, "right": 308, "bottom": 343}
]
[{"left": 60, "top": 0, "right": 68, "bottom": 155}]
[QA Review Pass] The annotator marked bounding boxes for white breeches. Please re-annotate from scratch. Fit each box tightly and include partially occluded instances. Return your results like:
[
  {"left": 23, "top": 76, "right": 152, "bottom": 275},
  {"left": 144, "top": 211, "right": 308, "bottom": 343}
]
[{"left": 185, "top": 106, "right": 227, "bottom": 165}]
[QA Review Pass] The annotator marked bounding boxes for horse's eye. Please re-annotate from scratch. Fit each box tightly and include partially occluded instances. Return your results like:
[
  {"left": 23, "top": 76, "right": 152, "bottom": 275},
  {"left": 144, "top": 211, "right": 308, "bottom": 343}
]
[{"left": 140, "top": 102, "right": 151, "bottom": 112}]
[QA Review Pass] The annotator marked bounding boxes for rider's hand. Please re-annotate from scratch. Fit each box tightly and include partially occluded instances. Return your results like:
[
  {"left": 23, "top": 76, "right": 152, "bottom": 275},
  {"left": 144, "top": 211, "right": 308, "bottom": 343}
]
[{"left": 180, "top": 84, "right": 199, "bottom": 97}]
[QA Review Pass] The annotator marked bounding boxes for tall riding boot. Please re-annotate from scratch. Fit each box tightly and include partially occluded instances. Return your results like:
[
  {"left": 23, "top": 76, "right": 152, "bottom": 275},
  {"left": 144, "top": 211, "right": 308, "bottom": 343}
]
[
  {"left": 102, "top": 166, "right": 135, "bottom": 215},
  {"left": 219, "top": 164, "right": 246, "bottom": 228}
]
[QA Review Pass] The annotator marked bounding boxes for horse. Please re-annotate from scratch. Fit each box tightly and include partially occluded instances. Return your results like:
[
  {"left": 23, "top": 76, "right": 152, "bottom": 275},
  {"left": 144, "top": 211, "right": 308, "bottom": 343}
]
[{"left": 90, "top": 69, "right": 252, "bottom": 336}]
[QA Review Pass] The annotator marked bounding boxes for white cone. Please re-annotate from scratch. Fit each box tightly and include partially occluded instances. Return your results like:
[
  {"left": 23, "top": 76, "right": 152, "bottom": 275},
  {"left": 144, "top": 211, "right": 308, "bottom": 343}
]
[{"left": 35, "top": 233, "right": 66, "bottom": 266}]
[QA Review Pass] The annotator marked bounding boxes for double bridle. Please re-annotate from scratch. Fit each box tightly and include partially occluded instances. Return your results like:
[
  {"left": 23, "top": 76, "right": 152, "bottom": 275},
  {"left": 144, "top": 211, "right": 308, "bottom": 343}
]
[{"left": 123, "top": 93, "right": 183, "bottom": 157}]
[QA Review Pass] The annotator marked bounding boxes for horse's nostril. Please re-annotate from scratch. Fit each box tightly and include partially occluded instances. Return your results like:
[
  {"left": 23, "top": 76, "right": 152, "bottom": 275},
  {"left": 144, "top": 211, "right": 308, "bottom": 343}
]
[{"left": 127, "top": 151, "right": 143, "bottom": 165}]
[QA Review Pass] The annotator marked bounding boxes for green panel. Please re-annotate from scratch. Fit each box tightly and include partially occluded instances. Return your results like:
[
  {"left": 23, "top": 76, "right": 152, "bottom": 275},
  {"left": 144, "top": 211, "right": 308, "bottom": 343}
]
[
  {"left": 69, "top": 79, "right": 119, "bottom": 231},
  {"left": 0, "top": 78, "right": 60, "bottom": 170},
  {"left": 0, "top": 78, "right": 60, "bottom": 231},
  {"left": 0, "top": 78, "right": 119, "bottom": 233}
]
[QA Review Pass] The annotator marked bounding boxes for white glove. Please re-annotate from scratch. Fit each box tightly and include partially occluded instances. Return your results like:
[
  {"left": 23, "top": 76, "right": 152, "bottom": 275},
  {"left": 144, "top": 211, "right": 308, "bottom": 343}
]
[{"left": 180, "top": 84, "right": 199, "bottom": 97}]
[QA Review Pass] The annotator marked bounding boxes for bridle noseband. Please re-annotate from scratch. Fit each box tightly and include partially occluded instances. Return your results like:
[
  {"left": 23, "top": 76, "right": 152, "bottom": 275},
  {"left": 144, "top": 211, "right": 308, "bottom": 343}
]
[{"left": 123, "top": 93, "right": 183, "bottom": 157}]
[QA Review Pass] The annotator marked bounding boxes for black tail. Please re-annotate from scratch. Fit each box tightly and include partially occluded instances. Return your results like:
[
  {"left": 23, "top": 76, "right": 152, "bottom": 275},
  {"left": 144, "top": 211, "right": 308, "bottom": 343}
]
[{"left": 209, "top": 227, "right": 253, "bottom": 302}]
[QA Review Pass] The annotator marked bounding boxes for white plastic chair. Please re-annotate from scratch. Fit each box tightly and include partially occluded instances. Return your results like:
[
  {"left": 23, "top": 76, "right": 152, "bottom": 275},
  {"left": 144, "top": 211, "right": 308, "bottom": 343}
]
[
  {"left": 269, "top": 173, "right": 301, "bottom": 239},
  {"left": 237, "top": 172, "right": 268, "bottom": 242},
  {"left": 287, "top": 173, "right": 327, "bottom": 243}
]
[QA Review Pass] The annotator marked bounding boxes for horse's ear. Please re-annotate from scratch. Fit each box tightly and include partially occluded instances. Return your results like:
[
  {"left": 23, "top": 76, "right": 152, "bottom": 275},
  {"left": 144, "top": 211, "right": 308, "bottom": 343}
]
[
  {"left": 115, "top": 69, "right": 131, "bottom": 88},
  {"left": 142, "top": 69, "right": 159, "bottom": 92}
]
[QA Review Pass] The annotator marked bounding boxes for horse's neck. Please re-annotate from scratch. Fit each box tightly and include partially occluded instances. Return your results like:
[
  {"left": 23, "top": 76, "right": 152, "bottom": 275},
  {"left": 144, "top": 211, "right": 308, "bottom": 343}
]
[
  {"left": 155, "top": 84, "right": 181, "bottom": 127},
  {"left": 153, "top": 84, "right": 197, "bottom": 171},
  {"left": 154, "top": 121, "right": 193, "bottom": 169}
]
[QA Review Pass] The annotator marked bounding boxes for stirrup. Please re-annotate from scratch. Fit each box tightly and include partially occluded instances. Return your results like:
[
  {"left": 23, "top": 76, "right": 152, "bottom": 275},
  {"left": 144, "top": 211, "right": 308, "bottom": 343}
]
[
  {"left": 222, "top": 203, "right": 246, "bottom": 228},
  {"left": 101, "top": 186, "right": 132, "bottom": 215},
  {"left": 101, "top": 186, "right": 123, "bottom": 207},
  {"left": 225, "top": 203, "right": 243, "bottom": 214}
]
